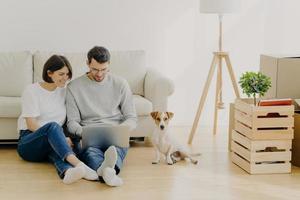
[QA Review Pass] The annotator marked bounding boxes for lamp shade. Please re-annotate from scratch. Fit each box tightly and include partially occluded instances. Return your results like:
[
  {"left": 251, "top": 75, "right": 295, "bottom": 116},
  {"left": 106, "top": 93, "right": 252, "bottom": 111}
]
[{"left": 200, "top": 0, "right": 239, "bottom": 14}]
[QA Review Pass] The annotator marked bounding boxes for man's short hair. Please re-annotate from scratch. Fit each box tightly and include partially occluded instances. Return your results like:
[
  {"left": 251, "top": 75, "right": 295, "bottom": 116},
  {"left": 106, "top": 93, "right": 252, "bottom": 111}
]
[
  {"left": 87, "top": 46, "right": 111, "bottom": 64},
  {"left": 42, "top": 55, "right": 73, "bottom": 83}
]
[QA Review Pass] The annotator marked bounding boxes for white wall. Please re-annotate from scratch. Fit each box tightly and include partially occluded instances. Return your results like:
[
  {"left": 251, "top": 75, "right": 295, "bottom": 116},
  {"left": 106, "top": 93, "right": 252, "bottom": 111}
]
[
  {"left": 167, "top": 0, "right": 266, "bottom": 126},
  {"left": 0, "top": 0, "right": 296, "bottom": 127},
  {"left": 263, "top": 0, "right": 300, "bottom": 55}
]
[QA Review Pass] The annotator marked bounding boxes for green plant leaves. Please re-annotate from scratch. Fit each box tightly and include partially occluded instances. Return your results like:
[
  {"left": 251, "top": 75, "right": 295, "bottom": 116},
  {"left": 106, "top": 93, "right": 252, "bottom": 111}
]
[{"left": 239, "top": 71, "right": 272, "bottom": 99}]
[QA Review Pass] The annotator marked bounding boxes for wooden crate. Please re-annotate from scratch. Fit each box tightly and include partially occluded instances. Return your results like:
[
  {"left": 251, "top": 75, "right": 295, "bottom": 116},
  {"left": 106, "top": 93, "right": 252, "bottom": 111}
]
[
  {"left": 231, "top": 130, "right": 292, "bottom": 174},
  {"left": 234, "top": 98, "right": 294, "bottom": 140}
]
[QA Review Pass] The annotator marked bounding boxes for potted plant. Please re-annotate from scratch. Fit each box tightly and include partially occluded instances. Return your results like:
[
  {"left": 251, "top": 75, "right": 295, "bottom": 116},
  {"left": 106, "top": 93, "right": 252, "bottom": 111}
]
[{"left": 239, "top": 71, "right": 271, "bottom": 105}]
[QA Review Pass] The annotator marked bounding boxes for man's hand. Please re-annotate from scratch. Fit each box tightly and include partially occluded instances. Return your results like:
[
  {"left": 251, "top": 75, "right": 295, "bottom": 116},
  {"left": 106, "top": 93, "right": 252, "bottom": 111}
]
[{"left": 65, "top": 137, "right": 74, "bottom": 148}]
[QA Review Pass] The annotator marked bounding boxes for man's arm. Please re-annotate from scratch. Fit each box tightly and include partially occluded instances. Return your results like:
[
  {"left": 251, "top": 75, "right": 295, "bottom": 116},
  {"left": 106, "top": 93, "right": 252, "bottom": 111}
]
[
  {"left": 119, "top": 80, "right": 137, "bottom": 130},
  {"left": 66, "top": 87, "right": 83, "bottom": 138}
]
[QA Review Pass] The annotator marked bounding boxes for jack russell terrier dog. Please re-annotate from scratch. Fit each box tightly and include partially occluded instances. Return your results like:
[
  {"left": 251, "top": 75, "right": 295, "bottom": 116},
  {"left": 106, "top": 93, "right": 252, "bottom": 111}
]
[{"left": 150, "top": 111, "right": 200, "bottom": 165}]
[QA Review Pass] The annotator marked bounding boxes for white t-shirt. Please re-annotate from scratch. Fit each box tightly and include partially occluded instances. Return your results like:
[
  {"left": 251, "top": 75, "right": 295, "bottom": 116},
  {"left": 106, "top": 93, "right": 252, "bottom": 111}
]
[{"left": 17, "top": 83, "right": 67, "bottom": 131}]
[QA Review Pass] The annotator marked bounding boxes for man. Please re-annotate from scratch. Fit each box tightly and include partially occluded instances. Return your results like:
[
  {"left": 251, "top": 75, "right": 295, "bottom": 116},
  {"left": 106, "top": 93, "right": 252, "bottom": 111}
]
[{"left": 66, "top": 46, "right": 137, "bottom": 187}]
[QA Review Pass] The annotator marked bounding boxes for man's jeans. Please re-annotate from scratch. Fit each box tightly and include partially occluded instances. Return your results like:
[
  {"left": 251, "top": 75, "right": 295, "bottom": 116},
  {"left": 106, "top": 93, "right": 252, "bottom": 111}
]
[
  {"left": 17, "top": 122, "right": 75, "bottom": 178},
  {"left": 79, "top": 146, "right": 128, "bottom": 175}
]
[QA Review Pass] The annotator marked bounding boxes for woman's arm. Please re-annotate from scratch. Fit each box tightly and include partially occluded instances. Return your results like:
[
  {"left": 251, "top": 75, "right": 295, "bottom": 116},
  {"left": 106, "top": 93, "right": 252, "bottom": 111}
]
[
  {"left": 21, "top": 86, "right": 40, "bottom": 132},
  {"left": 25, "top": 117, "right": 72, "bottom": 147},
  {"left": 24, "top": 117, "right": 40, "bottom": 132}
]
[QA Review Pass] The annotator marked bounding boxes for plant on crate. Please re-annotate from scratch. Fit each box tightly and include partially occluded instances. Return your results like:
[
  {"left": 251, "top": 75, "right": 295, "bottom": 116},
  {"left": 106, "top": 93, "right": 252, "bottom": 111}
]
[{"left": 239, "top": 71, "right": 271, "bottom": 105}]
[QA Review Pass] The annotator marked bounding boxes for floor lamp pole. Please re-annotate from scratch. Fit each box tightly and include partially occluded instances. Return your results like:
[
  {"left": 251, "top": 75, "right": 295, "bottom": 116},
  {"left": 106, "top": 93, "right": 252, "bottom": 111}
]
[
  {"left": 218, "top": 14, "right": 224, "bottom": 109},
  {"left": 188, "top": 14, "right": 240, "bottom": 144}
]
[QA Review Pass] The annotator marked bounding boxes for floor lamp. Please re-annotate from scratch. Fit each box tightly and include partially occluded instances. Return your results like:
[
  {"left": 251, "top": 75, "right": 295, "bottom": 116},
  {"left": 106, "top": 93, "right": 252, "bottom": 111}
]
[{"left": 188, "top": 0, "right": 240, "bottom": 144}]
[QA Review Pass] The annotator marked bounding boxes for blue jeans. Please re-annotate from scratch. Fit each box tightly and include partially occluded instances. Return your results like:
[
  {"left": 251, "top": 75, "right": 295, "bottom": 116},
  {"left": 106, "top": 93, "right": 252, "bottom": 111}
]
[
  {"left": 17, "top": 122, "right": 75, "bottom": 178},
  {"left": 79, "top": 146, "right": 128, "bottom": 175}
]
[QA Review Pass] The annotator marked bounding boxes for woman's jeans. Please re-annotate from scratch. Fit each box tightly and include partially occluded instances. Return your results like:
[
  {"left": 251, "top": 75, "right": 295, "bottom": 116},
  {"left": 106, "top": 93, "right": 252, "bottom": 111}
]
[{"left": 17, "top": 122, "right": 75, "bottom": 178}]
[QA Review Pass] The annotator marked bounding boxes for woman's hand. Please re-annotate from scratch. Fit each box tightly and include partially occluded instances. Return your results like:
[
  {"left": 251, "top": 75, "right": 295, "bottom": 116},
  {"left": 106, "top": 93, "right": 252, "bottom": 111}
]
[
  {"left": 25, "top": 117, "right": 40, "bottom": 132},
  {"left": 65, "top": 137, "right": 74, "bottom": 148}
]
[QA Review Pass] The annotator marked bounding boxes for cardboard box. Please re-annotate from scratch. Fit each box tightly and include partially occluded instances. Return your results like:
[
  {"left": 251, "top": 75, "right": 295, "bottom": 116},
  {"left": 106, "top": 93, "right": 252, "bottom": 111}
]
[
  {"left": 260, "top": 55, "right": 300, "bottom": 99},
  {"left": 292, "top": 112, "right": 300, "bottom": 167}
]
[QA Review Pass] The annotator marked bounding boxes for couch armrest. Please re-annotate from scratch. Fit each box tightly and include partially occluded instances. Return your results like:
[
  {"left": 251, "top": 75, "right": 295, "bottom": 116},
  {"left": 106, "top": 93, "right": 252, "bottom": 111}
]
[{"left": 144, "top": 69, "right": 174, "bottom": 111}]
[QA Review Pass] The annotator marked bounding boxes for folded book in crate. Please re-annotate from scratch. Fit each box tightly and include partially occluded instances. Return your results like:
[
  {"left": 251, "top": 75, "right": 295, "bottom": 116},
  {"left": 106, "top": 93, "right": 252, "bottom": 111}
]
[{"left": 258, "top": 98, "right": 293, "bottom": 106}]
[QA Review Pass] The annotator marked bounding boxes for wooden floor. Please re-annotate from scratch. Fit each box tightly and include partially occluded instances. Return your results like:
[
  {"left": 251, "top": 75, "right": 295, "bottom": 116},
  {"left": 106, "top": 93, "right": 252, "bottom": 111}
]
[{"left": 1, "top": 126, "right": 300, "bottom": 200}]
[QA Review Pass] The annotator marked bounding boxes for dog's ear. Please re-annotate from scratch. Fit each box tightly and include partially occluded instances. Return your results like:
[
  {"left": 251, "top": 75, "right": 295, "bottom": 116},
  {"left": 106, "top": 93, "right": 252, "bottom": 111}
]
[
  {"left": 166, "top": 112, "right": 174, "bottom": 119},
  {"left": 150, "top": 111, "right": 159, "bottom": 119}
]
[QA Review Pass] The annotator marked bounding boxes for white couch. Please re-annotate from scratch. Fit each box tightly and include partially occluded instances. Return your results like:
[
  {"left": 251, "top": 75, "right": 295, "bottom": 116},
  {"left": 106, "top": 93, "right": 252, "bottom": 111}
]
[{"left": 0, "top": 51, "right": 174, "bottom": 142}]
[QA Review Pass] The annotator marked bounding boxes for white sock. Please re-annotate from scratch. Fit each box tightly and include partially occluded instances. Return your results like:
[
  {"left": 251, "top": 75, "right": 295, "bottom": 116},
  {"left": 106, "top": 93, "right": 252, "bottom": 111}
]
[
  {"left": 77, "top": 162, "right": 99, "bottom": 181},
  {"left": 97, "top": 146, "right": 118, "bottom": 176},
  {"left": 62, "top": 166, "right": 85, "bottom": 184},
  {"left": 102, "top": 167, "right": 123, "bottom": 187}
]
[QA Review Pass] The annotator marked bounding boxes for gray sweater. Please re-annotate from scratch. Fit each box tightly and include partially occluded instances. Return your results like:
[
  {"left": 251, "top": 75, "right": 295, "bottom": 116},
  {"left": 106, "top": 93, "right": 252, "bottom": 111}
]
[{"left": 66, "top": 73, "right": 137, "bottom": 137}]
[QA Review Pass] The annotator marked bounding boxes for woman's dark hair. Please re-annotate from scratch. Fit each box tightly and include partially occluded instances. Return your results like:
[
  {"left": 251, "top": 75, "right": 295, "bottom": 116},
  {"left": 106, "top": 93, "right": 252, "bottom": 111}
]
[
  {"left": 42, "top": 55, "right": 73, "bottom": 83},
  {"left": 87, "top": 46, "right": 110, "bottom": 64}
]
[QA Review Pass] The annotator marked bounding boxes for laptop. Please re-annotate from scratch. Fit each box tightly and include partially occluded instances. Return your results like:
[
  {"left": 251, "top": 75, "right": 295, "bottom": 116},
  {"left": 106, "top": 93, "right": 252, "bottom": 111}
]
[{"left": 81, "top": 125, "right": 131, "bottom": 149}]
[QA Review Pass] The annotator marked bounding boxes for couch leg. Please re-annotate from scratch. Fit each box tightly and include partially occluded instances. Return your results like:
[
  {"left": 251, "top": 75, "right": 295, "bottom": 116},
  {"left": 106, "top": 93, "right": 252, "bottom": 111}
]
[
  {"left": 129, "top": 137, "right": 153, "bottom": 147},
  {"left": 144, "top": 137, "right": 153, "bottom": 147},
  {"left": 130, "top": 137, "right": 145, "bottom": 142}
]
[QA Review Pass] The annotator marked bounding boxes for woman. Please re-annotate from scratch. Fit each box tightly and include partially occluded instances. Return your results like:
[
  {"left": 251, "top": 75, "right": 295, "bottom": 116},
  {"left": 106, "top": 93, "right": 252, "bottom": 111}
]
[{"left": 17, "top": 55, "right": 98, "bottom": 184}]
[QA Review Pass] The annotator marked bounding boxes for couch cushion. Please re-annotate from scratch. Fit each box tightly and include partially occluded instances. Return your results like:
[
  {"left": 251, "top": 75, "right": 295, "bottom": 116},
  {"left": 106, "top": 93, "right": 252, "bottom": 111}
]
[
  {"left": 110, "top": 51, "right": 146, "bottom": 96},
  {"left": 33, "top": 50, "right": 146, "bottom": 96},
  {"left": 0, "top": 51, "right": 33, "bottom": 97},
  {"left": 133, "top": 95, "right": 152, "bottom": 116},
  {"left": 33, "top": 52, "right": 88, "bottom": 83},
  {"left": 0, "top": 95, "right": 151, "bottom": 118},
  {"left": 0, "top": 97, "right": 21, "bottom": 118}
]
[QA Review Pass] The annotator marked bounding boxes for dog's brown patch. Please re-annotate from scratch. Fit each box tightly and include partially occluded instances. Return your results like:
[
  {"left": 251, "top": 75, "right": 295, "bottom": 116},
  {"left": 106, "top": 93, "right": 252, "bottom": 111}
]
[
  {"left": 151, "top": 111, "right": 161, "bottom": 126},
  {"left": 150, "top": 111, "right": 159, "bottom": 120},
  {"left": 166, "top": 112, "right": 174, "bottom": 120}
]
